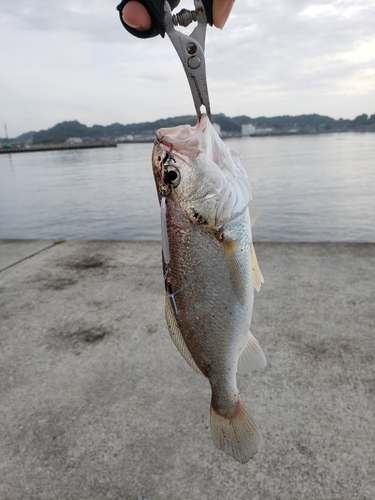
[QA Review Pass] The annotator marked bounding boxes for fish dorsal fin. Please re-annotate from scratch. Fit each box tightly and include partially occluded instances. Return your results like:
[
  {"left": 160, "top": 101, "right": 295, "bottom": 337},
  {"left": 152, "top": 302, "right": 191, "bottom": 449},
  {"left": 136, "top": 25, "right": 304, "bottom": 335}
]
[
  {"left": 223, "top": 235, "right": 249, "bottom": 306},
  {"left": 164, "top": 296, "right": 202, "bottom": 375},
  {"left": 250, "top": 243, "right": 264, "bottom": 292},
  {"left": 237, "top": 331, "right": 267, "bottom": 374},
  {"left": 250, "top": 213, "right": 262, "bottom": 227}
]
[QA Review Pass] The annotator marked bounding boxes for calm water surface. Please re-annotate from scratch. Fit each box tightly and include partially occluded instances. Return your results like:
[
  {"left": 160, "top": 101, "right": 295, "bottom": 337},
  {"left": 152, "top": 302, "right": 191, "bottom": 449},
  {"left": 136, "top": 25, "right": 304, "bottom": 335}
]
[{"left": 1, "top": 133, "right": 374, "bottom": 242}]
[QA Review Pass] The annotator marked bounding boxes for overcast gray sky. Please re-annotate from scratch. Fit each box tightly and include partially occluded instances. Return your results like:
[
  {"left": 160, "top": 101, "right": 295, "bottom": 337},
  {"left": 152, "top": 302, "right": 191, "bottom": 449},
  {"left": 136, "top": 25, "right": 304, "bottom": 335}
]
[{"left": 1, "top": 0, "right": 374, "bottom": 137}]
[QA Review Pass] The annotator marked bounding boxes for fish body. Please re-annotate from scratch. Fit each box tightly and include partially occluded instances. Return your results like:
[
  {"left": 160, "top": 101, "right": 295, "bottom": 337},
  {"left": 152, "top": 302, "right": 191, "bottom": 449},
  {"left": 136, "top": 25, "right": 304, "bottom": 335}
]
[{"left": 152, "top": 115, "right": 266, "bottom": 464}]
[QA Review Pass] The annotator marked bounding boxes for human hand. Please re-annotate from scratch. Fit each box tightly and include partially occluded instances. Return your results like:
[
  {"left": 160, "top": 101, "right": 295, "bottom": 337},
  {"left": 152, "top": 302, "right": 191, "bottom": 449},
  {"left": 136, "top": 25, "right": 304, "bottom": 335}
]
[{"left": 122, "top": 0, "right": 234, "bottom": 31}]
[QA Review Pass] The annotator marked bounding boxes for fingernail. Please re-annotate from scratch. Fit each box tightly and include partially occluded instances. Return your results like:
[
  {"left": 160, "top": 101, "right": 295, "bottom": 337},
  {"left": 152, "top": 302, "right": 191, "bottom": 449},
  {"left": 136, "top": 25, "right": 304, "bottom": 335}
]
[{"left": 213, "top": 0, "right": 235, "bottom": 29}]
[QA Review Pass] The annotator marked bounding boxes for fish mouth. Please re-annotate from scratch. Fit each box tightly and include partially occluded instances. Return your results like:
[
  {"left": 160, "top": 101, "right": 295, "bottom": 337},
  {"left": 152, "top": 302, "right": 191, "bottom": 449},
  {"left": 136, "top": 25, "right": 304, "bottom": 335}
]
[
  {"left": 153, "top": 136, "right": 171, "bottom": 160},
  {"left": 155, "top": 131, "right": 172, "bottom": 150}
]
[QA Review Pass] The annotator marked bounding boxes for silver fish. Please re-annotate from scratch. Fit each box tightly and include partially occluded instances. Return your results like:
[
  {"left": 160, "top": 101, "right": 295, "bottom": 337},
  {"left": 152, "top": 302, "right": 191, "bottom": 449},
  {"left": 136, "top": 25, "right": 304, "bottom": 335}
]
[{"left": 152, "top": 115, "right": 266, "bottom": 464}]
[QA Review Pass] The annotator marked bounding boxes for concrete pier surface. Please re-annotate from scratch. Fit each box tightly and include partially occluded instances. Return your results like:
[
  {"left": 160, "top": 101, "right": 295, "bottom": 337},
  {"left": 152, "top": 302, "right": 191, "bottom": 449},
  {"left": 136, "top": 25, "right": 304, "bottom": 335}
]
[{"left": 0, "top": 240, "right": 374, "bottom": 500}]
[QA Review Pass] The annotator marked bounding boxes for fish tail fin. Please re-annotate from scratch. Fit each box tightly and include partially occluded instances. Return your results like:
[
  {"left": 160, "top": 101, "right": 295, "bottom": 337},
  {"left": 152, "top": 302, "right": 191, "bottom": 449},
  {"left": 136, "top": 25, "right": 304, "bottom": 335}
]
[{"left": 210, "top": 399, "right": 263, "bottom": 464}]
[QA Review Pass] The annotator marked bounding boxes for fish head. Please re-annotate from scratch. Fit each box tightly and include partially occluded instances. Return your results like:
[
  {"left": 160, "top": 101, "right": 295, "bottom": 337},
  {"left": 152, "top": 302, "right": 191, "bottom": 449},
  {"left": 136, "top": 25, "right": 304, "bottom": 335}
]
[{"left": 152, "top": 114, "right": 252, "bottom": 229}]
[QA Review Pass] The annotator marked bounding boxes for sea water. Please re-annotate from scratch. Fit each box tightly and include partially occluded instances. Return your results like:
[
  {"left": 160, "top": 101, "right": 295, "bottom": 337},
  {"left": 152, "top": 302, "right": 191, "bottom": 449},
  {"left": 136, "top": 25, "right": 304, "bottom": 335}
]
[{"left": 1, "top": 132, "right": 374, "bottom": 242}]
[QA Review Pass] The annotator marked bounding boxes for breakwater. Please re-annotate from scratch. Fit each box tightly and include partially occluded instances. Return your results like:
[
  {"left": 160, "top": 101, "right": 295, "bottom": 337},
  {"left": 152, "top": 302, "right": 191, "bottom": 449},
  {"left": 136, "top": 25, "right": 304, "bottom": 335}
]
[{"left": 0, "top": 141, "right": 117, "bottom": 154}]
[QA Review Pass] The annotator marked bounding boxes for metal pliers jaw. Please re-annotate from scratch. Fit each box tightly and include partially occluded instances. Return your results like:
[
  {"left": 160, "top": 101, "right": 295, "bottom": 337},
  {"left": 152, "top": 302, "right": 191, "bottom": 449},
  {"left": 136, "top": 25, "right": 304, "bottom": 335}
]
[{"left": 164, "top": 0, "right": 211, "bottom": 121}]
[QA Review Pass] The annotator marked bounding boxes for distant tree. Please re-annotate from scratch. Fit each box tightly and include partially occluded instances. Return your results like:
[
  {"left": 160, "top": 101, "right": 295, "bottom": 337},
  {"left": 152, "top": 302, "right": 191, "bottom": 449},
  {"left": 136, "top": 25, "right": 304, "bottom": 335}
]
[
  {"left": 272, "top": 122, "right": 282, "bottom": 130},
  {"left": 232, "top": 115, "right": 253, "bottom": 126},
  {"left": 211, "top": 114, "right": 240, "bottom": 132},
  {"left": 20, "top": 112, "right": 374, "bottom": 145},
  {"left": 15, "top": 131, "right": 36, "bottom": 142},
  {"left": 352, "top": 114, "right": 368, "bottom": 127},
  {"left": 33, "top": 120, "right": 89, "bottom": 144}
]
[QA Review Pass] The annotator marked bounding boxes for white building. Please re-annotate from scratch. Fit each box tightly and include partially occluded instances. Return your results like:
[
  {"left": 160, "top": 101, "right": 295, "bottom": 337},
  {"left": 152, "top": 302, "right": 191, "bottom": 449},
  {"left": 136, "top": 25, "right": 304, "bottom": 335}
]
[
  {"left": 253, "top": 127, "right": 273, "bottom": 135},
  {"left": 241, "top": 124, "right": 256, "bottom": 136},
  {"left": 66, "top": 137, "right": 83, "bottom": 144}
]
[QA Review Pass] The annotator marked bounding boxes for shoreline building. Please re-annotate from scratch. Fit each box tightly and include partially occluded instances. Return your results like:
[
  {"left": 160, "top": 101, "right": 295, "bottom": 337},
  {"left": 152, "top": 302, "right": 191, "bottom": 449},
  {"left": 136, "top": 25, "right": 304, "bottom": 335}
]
[{"left": 241, "top": 124, "right": 256, "bottom": 136}]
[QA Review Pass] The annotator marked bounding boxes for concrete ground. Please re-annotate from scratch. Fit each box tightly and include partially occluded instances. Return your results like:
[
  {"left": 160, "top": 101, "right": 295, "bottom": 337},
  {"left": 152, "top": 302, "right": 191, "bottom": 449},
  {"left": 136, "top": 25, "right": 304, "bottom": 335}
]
[{"left": 0, "top": 239, "right": 374, "bottom": 500}]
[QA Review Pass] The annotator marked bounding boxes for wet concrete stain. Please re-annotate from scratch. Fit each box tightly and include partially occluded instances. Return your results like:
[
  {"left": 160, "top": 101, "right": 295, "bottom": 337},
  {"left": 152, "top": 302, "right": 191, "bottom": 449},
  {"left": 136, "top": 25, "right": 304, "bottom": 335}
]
[
  {"left": 49, "top": 324, "right": 111, "bottom": 351},
  {"left": 146, "top": 324, "right": 158, "bottom": 335},
  {"left": 286, "top": 334, "right": 364, "bottom": 363},
  {"left": 41, "top": 277, "right": 78, "bottom": 291},
  {"left": 75, "top": 327, "right": 109, "bottom": 343},
  {"left": 63, "top": 254, "right": 114, "bottom": 271},
  {"left": 26, "top": 254, "right": 117, "bottom": 291}
]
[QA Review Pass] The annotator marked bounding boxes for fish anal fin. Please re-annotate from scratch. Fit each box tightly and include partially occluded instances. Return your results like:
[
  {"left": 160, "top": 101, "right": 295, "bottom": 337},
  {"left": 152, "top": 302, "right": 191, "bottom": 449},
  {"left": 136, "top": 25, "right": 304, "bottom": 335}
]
[
  {"left": 250, "top": 243, "right": 264, "bottom": 292},
  {"left": 165, "top": 296, "right": 202, "bottom": 375},
  {"left": 237, "top": 331, "right": 267, "bottom": 374},
  {"left": 223, "top": 236, "right": 248, "bottom": 306},
  {"left": 210, "top": 399, "right": 263, "bottom": 464}
]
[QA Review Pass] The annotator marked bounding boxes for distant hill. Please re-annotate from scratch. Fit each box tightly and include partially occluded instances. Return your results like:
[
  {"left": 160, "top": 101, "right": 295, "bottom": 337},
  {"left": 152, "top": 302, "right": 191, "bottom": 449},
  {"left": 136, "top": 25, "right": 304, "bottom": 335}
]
[
  {"left": 3, "top": 113, "right": 374, "bottom": 144},
  {"left": 13, "top": 130, "right": 36, "bottom": 142}
]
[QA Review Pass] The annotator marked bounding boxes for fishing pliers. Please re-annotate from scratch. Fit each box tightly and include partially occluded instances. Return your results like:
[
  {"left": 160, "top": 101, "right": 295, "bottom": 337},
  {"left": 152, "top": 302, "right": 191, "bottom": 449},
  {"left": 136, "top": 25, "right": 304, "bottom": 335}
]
[{"left": 117, "top": 0, "right": 213, "bottom": 119}]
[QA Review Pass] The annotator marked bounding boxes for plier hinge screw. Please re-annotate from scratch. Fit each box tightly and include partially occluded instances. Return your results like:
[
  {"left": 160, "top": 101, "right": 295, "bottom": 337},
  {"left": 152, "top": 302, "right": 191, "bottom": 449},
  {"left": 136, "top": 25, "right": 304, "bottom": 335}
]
[{"left": 172, "top": 9, "right": 197, "bottom": 28}]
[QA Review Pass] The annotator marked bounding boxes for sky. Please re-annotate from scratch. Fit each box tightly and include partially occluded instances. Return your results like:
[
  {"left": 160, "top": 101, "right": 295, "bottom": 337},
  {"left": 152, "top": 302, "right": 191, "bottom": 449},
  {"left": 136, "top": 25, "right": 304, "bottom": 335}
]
[{"left": 1, "top": 0, "right": 375, "bottom": 137}]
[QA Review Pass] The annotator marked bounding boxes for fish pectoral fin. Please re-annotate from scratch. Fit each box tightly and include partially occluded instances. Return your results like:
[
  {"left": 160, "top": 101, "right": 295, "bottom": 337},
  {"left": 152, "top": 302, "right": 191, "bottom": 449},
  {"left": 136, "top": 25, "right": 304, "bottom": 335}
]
[
  {"left": 250, "top": 243, "right": 264, "bottom": 292},
  {"left": 250, "top": 213, "right": 262, "bottom": 227},
  {"left": 223, "top": 236, "right": 248, "bottom": 306},
  {"left": 237, "top": 331, "right": 267, "bottom": 374},
  {"left": 165, "top": 295, "right": 202, "bottom": 375}
]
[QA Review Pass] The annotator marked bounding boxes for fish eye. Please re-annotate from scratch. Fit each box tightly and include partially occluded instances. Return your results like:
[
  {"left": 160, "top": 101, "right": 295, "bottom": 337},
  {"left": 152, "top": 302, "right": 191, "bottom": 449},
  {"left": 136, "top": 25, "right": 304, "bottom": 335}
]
[{"left": 164, "top": 167, "right": 180, "bottom": 187}]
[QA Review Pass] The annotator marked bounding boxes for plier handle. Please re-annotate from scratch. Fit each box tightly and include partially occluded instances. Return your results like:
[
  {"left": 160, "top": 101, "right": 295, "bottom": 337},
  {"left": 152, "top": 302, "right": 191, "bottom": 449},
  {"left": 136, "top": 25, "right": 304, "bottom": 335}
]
[
  {"left": 117, "top": 0, "right": 212, "bottom": 120},
  {"left": 117, "top": 0, "right": 213, "bottom": 38}
]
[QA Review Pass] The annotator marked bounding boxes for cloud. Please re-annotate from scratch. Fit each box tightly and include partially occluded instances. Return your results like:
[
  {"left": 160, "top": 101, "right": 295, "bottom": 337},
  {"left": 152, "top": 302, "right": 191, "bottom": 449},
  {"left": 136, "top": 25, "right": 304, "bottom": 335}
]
[
  {"left": 1, "top": 0, "right": 117, "bottom": 41},
  {"left": 1, "top": 0, "right": 374, "bottom": 136},
  {"left": 299, "top": 1, "right": 373, "bottom": 19},
  {"left": 206, "top": 0, "right": 375, "bottom": 103}
]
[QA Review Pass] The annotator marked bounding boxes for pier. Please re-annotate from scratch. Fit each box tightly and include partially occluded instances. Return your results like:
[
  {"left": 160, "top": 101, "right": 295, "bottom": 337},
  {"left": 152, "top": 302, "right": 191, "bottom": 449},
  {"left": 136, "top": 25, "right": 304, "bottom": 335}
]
[{"left": 0, "top": 240, "right": 374, "bottom": 499}]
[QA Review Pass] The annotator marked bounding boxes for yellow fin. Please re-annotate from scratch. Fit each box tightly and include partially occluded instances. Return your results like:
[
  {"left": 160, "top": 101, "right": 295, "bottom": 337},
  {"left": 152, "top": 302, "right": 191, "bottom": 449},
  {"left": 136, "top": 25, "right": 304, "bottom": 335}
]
[
  {"left": 250, "top": 243, "right": 264, "bottom": 292},
  {"left": 237, "top": 331, "right": 267, "bottom": 374},
  {"left": 164, "top": 296, "right": 202, "bottom": 375}
]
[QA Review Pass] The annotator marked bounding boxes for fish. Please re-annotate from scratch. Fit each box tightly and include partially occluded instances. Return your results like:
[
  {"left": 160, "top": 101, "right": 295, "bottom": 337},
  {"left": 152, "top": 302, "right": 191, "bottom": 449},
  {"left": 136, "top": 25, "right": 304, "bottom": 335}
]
[{"left": 152, "top": 114, "right": 266, "bottom": 464}]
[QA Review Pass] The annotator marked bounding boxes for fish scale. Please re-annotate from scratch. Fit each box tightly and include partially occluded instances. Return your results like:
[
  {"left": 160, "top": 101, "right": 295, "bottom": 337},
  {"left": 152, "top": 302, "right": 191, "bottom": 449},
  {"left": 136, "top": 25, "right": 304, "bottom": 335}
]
[{"left": 172, "top": 226, "right": 238, "bottom": 373}]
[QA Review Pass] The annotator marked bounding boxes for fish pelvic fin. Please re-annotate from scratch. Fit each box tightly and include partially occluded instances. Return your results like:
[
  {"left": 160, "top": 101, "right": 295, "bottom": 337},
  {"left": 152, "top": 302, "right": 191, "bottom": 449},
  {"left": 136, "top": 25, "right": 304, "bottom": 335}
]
[
  {"left": 237, "top": 330, "right": 267, "bottom": 374},
  {"left": 165, "top": 295, "right": 202, "bottom": 376},
  {"left": 250, "top": 243, "right": 264, "bottom": 292},
  {"left": 210, "top": 399, "right": 263, "bottom": 464}
]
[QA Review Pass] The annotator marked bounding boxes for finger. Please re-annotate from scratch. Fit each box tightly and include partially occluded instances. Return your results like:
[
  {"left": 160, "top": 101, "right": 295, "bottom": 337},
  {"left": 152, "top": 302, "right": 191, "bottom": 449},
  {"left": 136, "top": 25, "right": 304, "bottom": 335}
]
[
  {"left": 122, "top": 1, "right": 152, "bottom": 31},
  {"left": 213, "top": 0, "right": 235, "bottom": 29}
]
